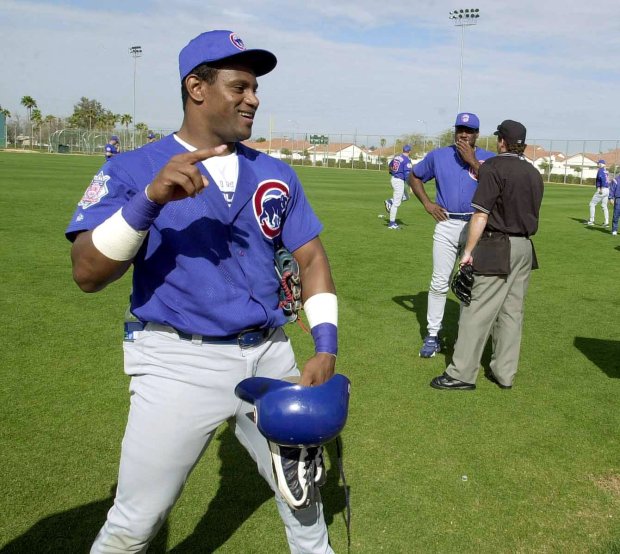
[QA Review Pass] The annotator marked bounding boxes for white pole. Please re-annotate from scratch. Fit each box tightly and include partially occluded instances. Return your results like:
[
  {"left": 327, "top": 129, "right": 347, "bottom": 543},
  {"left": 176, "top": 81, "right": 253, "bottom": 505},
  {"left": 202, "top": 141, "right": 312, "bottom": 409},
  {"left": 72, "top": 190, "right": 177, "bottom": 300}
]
[{"left": 457, "top": 24, "right": 465, "bottom": 114}]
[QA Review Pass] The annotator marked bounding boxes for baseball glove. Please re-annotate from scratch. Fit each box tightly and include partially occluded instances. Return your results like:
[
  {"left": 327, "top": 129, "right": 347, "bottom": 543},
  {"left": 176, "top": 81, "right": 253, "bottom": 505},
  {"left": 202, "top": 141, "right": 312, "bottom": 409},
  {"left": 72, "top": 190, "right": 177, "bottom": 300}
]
[
  {"left": 274, "top": 247, "right": 302, "bottom": 322},
  {"left": 451, "top": 263, "right": 474, "bottom": 306}
]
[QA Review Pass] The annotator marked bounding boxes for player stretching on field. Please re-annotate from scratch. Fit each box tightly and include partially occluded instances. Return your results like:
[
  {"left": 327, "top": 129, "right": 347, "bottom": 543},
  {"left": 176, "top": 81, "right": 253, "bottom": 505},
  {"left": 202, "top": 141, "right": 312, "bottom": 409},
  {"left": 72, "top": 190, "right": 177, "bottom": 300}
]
[
  {"left": 384, "top": 144, "right": 413, "bottom": 229},
  {"left": 67, "top": 30, "right": 339, "bottom": 553},
  {"left": 408, "top": 112, "right": 494, "bottom": 357}
]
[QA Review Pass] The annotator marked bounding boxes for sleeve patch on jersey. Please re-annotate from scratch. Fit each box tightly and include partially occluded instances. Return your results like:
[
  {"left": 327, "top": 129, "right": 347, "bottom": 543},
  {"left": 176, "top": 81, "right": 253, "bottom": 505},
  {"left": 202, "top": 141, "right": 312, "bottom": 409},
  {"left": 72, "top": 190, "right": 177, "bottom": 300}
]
[
  {"left": 253, "top": 180, "right": 290, "bottom": 239},
  {"left": 78, "top": 171, "right": 111, "bottom": 209},
  {"left": 468, "top": 159, "right": 486, "bottom": 182}
]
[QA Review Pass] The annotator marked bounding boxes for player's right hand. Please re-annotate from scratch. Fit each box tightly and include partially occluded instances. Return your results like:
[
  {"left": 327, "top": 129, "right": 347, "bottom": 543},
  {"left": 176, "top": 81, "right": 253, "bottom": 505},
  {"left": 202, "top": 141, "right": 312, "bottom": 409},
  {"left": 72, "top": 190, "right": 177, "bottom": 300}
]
[
  {"left": 425, "top": 202, "right": 449, "bottom": 222},
  {"left": 146, "top": 145, "right": 227, "bottom": 205}
]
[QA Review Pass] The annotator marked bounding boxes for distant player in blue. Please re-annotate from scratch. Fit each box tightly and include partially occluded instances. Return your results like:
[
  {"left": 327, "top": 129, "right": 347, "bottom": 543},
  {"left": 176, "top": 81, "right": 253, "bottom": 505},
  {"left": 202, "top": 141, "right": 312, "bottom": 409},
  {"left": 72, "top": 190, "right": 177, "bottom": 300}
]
[
  {"left": 146, "top": 131, "right": 156, "bottom": 143},
  {"left": 384, "top": 144, "right": 413, "bottom": 229},
  {"left": 408, "top": 112, "right": 494, "bottom": 357},
  {"left": 610, "top": 174, "right": 620, "bottom": 236},
  {"left": 104, "top": 135, "right": 120, "bottom": 159},
  {"left": 67, "top": 30, "right": 339, "bottom": 553},
  {"left": 587, "top": 159, "right": 610, "bottom": 227}
]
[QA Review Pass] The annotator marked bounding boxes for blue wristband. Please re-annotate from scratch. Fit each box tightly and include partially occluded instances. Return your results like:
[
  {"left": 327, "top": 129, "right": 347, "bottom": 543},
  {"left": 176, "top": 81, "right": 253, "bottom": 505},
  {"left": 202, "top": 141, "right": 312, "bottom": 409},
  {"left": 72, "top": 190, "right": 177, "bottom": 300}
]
[
  {"left": 122, "top": 189, "right": 163, "bottom": 231},
  {"left": 311, "top": 323, "right": 338, "bottom": 356}
]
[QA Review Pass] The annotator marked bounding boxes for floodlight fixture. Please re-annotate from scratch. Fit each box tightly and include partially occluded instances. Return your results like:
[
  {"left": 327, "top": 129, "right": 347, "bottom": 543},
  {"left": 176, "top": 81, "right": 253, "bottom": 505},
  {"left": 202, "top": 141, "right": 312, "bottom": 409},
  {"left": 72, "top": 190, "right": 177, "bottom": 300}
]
[{"left": 448, "top": 9, "right": 481, "bottom": 114}]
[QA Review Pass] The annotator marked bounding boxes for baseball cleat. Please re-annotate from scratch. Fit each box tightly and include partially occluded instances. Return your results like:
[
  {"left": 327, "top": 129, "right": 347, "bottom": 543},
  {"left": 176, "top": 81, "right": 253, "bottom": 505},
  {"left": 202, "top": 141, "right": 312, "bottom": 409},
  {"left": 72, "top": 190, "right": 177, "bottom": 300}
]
[
  {"left": 384, "top": 199, "right": 392, "bottom": 213},
  {"left": 419, "top": 335, "right": 441, "bottom": 358},
  {"left": 269, "top": 442, "right": 325, "bottom": 510},
  {"left": 586, "top": 221, "right": 594, "bottom": 225},
  {"left": 612, "top": 231, "right": 617, "bottom": 236},
  {"left": 387, "top": 222, "right": 400, "bottom": 230}
]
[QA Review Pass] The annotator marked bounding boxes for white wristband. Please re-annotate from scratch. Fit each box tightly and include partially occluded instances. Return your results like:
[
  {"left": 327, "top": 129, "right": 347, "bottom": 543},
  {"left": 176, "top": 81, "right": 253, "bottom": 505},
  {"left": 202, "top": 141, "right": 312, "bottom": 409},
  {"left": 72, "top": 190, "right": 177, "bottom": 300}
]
[
  {"left": 303, "top": 292, "right": 338, "bottom": 328},
  {"left": 91, "top": 208, "right": 148, "bottom": 261}
]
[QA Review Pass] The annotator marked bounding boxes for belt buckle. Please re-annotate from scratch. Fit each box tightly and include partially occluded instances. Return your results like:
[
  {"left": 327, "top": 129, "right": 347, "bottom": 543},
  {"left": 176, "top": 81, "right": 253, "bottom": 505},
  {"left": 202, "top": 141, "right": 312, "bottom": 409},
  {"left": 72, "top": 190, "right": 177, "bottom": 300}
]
[{"left": 237, "top": 328, "right": 267, "bottom": 349}]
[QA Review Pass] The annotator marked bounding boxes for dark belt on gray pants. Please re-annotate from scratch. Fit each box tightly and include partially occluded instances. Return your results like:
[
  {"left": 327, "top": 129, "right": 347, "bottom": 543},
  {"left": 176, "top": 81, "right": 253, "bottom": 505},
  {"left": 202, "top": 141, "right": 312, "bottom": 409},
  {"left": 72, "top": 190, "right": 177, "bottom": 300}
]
[{"left": 176, "top": 327, "right": 271, "bottom": 348}]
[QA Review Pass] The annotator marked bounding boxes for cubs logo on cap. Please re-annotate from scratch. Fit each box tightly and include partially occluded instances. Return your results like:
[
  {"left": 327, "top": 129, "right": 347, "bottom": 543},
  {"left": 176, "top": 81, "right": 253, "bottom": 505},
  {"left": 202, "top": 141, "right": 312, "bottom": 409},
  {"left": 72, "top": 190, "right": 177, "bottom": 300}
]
[
  {"left": 179, "top": 30, "right": 277, "bottom": 81},
  {"left": 454, "top": 112, "right": 480, "bottom": 129}
]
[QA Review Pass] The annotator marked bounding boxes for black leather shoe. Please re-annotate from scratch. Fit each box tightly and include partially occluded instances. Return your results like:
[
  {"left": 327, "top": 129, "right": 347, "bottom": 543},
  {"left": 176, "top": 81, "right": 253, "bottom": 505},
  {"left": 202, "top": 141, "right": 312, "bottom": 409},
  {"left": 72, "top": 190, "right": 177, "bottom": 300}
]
[
  {"left": 486, "top": 372, "right": 512, "bottom": 389},
  {"left": 430, "top": 373, "right": 476, "bottom": 390}
]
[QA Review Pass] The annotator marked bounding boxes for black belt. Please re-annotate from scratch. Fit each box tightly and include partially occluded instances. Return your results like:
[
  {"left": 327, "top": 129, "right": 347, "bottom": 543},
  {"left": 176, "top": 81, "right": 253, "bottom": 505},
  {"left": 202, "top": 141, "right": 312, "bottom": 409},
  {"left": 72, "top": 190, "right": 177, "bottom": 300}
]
[
  {"left": 176, "top": 327, "right": 271, "bottom": 348},
  {"left": 507, "top": 233, "right": 529, "bottom": 238},
  {"left": 448, "top": 214, "right": 471, "bottom": 221}
]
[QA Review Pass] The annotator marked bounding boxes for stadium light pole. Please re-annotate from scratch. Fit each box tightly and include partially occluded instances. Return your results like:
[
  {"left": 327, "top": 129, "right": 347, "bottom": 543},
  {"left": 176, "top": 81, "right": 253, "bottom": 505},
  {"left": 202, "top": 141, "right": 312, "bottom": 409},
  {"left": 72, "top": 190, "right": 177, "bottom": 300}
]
[
  {"left": 129, "top": 45, "right": 142, "bottom": 150},
  {"left": 449, "top": 9, "right": 480, "bottom": 114},
  {"left": 417, "top": 119, "right": 428, "bottom": 154}
]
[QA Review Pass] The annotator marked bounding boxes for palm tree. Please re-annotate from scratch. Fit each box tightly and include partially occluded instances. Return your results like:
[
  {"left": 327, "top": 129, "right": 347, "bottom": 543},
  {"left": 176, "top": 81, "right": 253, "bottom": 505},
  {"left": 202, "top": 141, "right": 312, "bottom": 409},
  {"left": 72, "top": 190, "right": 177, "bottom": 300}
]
[
  {"left": 20, "top": 96, "right": 37, "bottom": 147},
  {"left": 0, "top": 106, "right": 11, "bottom": 118},
  {"left": 135, "top": 122, "right": 148, "bottom": 146},
  {"left": 31, "top": 108, "right": 43, "bottom": 148},
  {"left": 120, "top": 114, "right": 132, "bottom": 145}
]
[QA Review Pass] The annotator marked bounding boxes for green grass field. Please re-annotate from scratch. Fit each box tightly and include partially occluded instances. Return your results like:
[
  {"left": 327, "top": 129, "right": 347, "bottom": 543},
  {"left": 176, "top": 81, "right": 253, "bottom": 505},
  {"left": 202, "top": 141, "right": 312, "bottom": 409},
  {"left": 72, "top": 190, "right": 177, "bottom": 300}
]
[{"left": 1, "top": 151, "right": 619, "bottom": 553}]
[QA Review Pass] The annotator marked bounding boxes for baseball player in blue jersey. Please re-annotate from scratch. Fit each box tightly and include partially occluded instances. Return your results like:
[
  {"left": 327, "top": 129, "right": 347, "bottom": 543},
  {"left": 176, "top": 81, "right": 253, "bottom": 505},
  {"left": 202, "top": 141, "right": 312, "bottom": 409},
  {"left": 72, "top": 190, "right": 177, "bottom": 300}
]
[
  {"left": 384, "top": 144, "right": 413, "bottom": 229},
  {"left": 587, "top": 159, "right": 610, "bottom": 226},
  {"left": 104, "top": 135, "right": 120, "bottom": 159},
  {"left": 408, "top": 112, "right": 494, "bottom": 357},
  {"left": 66, "top": 30, "right": 339, "bottom": 553},
  {"left": 610, "top": 175, "right": 620, "bottom": 235}
]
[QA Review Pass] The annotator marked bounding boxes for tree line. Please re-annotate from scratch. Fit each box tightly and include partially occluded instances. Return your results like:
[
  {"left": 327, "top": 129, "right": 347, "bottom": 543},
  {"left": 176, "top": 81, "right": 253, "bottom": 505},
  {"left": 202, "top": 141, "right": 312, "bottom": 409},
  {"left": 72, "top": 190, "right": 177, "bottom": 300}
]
[{"left": 0, "top": 96, "right": 152, "bottom": 147}]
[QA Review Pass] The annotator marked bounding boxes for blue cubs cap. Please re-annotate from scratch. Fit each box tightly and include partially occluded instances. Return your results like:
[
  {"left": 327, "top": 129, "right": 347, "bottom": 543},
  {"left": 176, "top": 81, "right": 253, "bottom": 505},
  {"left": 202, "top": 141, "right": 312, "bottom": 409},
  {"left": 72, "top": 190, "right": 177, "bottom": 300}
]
[
  {"left": 147, "top": 132, "right": 155, "bottom": 139},
  {"left": 403, "top": 144, "right": 412, "bottom": 152},
  {"left": 598, "top": 159, "right": 606, "bottom": 164},
  {"left": 179, "top": 30, "right": 277, "bottom": 81},
  {"left": 455, "top": 112, "right": 480, "bottom": 129},
  {"left": 235, "top": 374, "right": 351, "bottom": 447},
  {"left": 110, "top": 135, "right": 119, "bottom": 141}
]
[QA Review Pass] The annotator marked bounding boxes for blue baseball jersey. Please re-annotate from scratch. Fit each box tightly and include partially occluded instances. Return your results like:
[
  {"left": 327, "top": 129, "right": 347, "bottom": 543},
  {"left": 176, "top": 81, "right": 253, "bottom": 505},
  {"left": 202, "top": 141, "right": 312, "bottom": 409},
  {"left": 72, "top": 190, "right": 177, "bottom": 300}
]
[
  {"left": 412, "top": 145, "right": 495, "bottom": 213},
  {"left": 596, "top": 167, "right": 609, "bottom": 188},
  {"left": 105, "top": 144, "right": 119, "bottom": 157},
  {"left": 610, "top": 176, "right": 620, "bottom": 198},
  {"left": 389, "top": 154, "right": 412, "bottom": 180},
  {"left": 66, "top": 134, "right": 323, "bottom": 336}
]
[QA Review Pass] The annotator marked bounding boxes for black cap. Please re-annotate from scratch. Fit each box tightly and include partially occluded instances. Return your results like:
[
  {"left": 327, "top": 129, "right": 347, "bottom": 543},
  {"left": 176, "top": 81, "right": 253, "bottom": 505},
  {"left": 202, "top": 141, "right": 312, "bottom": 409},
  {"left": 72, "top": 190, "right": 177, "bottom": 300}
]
[{"left": 494, "top": 120, "right": 527, "bottom": 145}]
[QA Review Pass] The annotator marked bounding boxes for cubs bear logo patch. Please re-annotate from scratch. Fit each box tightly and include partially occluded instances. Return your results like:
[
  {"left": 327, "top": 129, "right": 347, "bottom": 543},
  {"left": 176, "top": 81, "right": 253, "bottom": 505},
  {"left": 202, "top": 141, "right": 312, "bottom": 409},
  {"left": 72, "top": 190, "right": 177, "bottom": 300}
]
[
  {"left": 253, "top": 180, "right": 290, "bottom": 239},
  {"left": 78, "top": 171, "right": 110, "bottom": 209},
  {"left": 468, "top": 159, "right": 486, "bottom": 181}
]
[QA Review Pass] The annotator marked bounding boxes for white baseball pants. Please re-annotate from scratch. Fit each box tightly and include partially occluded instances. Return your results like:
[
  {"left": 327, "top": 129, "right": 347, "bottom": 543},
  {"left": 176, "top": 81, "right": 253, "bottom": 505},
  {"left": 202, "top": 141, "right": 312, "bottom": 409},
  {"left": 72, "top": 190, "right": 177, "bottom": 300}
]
[
  {"left": 91, "top": 325, "right": 333, "bottom": 554},
  {"left": 426, "top": 219, "right": 469, "bottom": 336},
  {"left": 389, "top": 177, "right": 405, "bottom": 222},
  {"left": 589, "top": 189, "right": 610, "bottom": 225}
]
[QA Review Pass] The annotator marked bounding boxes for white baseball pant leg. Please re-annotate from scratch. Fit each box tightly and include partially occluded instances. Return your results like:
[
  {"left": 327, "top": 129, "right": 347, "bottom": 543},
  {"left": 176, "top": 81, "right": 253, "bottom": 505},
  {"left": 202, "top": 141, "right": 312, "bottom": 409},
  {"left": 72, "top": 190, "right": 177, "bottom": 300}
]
[
  {"left": 589, "top": 190, "right": 610, "bottom": 224},
  {"left": 426, "top": 219, "right": 469, "bottom": 336},
  {"left": 91, "top": 325, "right": 333, "bottom": 554},
  {"left": 389, "top": 177, "right": 404, "bottom": 222}
]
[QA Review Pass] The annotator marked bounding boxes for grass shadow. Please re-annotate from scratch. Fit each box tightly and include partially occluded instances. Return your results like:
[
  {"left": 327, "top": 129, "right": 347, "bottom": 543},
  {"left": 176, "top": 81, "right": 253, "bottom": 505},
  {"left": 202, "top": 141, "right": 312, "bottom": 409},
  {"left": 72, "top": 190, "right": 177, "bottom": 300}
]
[
  {"left": 170, "top": 425, "right": 349, "bottom": 552},
  {"left": 0, "top": 485, "right": 169, "bottom": 554},
  {"left": 573, "top": 337, "right": 620, "bottom": 379},
  {"left": 392, "top": 292, "right": 461, "bottom": 350}
]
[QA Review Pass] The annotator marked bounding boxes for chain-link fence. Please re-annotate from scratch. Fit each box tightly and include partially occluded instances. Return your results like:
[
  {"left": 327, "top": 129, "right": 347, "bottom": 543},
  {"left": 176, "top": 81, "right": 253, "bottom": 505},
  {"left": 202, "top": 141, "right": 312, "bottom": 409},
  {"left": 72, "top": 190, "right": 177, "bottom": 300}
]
[{"left": 30, "top": 128, "right": 620, "bottom": 185}]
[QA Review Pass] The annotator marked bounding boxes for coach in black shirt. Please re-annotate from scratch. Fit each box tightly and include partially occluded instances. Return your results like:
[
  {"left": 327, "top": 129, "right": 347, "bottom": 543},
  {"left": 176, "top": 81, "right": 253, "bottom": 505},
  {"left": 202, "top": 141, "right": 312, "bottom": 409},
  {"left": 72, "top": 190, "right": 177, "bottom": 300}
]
[{"left": 431, "top": 120, "right": 544, "bottom": 390}]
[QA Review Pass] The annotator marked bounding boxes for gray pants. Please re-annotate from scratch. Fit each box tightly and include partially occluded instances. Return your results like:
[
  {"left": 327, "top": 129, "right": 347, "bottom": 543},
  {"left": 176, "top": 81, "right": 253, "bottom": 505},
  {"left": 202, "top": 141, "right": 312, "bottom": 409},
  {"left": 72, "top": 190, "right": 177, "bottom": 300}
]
[
  {"left": 91, "top": 325, "right": 333, "bottom": 554},
  {"left": 446, "top": 237, "right": 533, "bottom": 387}
]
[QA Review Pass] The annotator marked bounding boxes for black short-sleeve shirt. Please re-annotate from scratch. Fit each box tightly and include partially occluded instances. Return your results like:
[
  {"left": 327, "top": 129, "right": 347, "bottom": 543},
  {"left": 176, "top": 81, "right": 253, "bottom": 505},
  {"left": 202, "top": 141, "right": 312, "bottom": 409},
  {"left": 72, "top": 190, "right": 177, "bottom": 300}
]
[{"left": 472, "top": 153, "right": 544, "bottom": 236}]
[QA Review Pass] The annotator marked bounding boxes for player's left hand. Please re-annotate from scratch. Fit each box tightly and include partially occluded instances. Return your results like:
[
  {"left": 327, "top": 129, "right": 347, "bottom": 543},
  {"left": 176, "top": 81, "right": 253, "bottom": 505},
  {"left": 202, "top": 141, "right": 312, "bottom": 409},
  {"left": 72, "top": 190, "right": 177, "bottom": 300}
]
[{"left": 300, "top": 353, "right": 336, "bottom": 386}]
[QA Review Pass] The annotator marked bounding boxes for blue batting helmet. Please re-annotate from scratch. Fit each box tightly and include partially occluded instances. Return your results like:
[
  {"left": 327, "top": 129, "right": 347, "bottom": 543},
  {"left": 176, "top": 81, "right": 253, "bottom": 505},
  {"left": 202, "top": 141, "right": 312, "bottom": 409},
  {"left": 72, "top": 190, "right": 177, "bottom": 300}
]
[{"left": 235, "top": 374, "right": 351, "bottom": 447}]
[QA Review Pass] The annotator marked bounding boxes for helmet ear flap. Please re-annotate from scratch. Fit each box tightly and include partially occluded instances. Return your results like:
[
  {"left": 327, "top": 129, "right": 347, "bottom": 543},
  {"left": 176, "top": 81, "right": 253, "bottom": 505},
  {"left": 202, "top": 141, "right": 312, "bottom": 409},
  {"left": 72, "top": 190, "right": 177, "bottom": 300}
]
[{"left": 235, "top": 374, "right": 351, "bottom": 447}]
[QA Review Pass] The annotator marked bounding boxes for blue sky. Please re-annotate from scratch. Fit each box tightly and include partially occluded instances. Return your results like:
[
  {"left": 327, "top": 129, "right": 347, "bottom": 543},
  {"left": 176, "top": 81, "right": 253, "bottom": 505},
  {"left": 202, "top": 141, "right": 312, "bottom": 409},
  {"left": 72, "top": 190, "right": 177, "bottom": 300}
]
[{"left": 1, "top": 0, "right": 619, "bottom": 142}]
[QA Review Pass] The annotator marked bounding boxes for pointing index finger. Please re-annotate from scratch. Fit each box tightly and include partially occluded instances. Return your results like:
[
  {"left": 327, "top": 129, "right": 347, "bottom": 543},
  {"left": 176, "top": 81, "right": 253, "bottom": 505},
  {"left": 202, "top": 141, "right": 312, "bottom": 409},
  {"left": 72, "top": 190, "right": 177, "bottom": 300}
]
[{"left": 177, "top": 144, "right": 228, "bottom": 164}]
